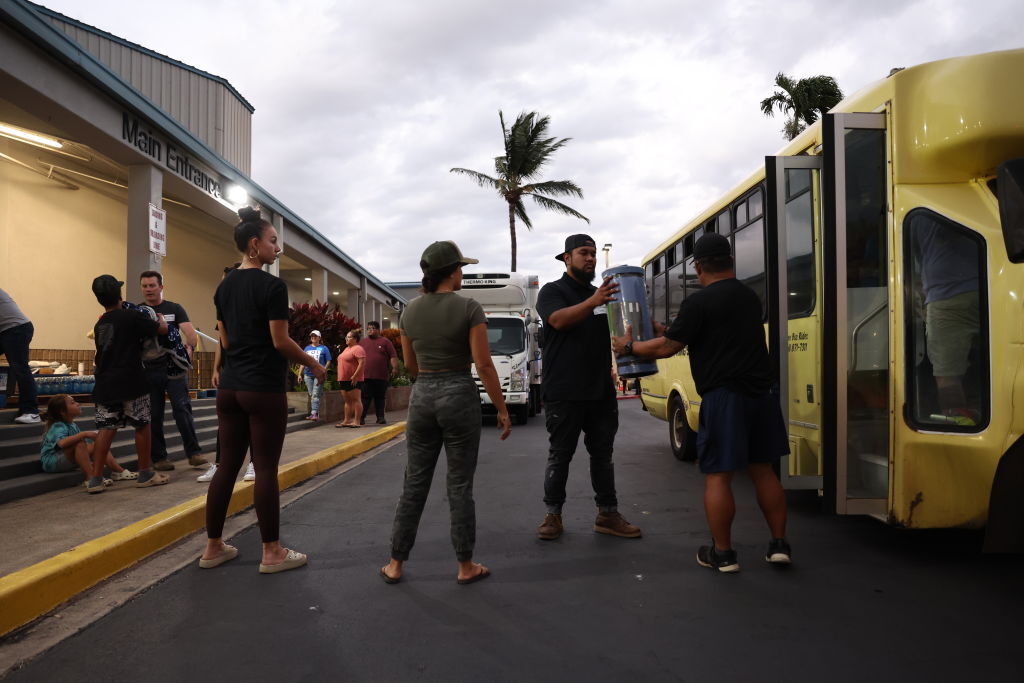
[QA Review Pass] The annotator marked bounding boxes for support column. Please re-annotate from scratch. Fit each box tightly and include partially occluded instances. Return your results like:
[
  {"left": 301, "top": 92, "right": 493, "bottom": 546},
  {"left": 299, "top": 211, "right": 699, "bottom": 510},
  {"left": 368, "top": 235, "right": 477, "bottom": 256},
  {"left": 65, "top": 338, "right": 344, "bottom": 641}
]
[
  {"left": 313, "top": 268, "right": 329, "bottom": 304},
  {"left": 268, "top": 213, "right": 284, "bottom": 276},
  {"left": 347, "top": 289, "right": 361, "bottom": 323},
  {"left": 372, "top": 301, "right": 382, "bottom": 324},
  {"left": 126, "top": 165, "right": 162, "bottom": 280},
  {"left": 358, "top": 277, "right": 368, "bottom": 327}
]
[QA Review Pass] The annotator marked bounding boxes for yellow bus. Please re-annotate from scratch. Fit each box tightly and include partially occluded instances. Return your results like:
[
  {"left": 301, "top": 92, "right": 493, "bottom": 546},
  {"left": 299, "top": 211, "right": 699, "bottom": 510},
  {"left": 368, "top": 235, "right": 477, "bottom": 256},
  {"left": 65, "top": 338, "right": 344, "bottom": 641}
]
[{"left": 639, "top": 48, "right": 1024, "bottom": 551}]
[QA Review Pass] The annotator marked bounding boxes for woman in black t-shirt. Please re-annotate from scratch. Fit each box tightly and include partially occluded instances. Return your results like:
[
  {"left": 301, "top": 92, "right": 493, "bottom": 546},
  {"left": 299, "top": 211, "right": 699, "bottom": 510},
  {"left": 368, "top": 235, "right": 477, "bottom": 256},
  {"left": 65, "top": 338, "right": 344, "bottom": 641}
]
[{"left": 199, "top": 207, "right": 327, "bottom": 574}]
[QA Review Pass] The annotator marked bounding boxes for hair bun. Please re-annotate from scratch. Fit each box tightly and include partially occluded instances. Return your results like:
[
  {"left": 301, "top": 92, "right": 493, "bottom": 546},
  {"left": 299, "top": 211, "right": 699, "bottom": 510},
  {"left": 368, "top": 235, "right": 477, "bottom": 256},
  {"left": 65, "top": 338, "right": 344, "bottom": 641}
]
[{"left": 237, "top": 206, "right": 261, "bottom": 222}]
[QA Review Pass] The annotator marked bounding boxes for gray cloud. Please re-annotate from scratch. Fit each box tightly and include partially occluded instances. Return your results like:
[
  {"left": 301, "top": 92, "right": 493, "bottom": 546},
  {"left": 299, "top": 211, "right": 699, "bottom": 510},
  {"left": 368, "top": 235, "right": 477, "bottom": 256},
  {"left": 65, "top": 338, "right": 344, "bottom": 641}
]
[{"left": 42, "top": 0, "right": 1024, "bottom": 287}]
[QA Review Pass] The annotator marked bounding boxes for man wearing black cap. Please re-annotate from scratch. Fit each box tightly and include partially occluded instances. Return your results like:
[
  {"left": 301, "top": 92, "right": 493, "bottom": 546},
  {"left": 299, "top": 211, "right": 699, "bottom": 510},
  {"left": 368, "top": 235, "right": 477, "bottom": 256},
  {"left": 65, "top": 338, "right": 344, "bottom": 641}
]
[
  {"left": 87, "top": 275, "right": 170, "bottom": 493},
  {"left": 612, "top": 233, "right": 791, "bottom": 572},
  {"left": 534, "top": 234, "right": 642, "bottom": 540}
]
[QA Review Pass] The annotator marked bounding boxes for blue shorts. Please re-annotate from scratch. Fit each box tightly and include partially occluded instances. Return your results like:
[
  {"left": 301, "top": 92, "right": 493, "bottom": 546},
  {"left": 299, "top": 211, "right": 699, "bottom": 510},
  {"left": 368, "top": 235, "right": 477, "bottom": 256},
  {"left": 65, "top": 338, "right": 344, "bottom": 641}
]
[{"left": 696, "top": 387, "right": 789, "bottom": 474}]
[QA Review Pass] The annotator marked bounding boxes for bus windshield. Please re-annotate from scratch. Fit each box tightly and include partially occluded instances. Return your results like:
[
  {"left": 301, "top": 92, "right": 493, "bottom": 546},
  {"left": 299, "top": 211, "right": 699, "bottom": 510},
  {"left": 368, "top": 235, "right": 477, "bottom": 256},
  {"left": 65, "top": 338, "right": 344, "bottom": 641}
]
[{"left": 486, "top": 318, "right": 526, "bottom": 355}]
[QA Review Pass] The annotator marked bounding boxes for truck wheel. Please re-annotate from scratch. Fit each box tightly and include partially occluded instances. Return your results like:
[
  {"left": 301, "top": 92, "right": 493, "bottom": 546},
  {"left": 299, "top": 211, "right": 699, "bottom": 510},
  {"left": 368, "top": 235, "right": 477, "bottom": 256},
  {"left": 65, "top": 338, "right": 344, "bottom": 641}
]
[
  {"left": 669, "top": 395, "right": 697, "bottom": 462},
  {"left": 528, "top": 386, "right": 538, "bottom": 417},
  {"left": 514, "top": 405, "right": 530, "bottom": 425}
]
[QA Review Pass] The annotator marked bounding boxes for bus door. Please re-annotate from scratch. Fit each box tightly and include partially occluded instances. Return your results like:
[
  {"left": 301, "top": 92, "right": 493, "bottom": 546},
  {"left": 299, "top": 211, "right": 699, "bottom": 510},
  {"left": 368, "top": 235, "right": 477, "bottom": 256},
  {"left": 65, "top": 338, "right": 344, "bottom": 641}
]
[
  {"left": 766, "top": 155, "right": 824, "bottom": 490},
  {"left": 822, "top": 112, "right": 890, "bottom": 516}
]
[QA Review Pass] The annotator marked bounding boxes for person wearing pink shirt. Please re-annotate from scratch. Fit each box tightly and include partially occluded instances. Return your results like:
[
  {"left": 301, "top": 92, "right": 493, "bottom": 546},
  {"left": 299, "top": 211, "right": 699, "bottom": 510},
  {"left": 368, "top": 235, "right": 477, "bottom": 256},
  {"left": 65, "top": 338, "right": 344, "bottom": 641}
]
[{"left": 336, "top": 329, "right": 366, "bottom": 428}]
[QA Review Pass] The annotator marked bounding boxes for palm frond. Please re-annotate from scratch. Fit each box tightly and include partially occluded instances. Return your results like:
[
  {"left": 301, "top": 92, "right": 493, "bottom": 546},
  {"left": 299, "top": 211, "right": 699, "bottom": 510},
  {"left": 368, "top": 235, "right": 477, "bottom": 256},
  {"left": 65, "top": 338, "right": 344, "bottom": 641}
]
[
  {"left": 523, "top": 180, "right": 584, "bottom": 199},
  {"left": 450, "top": 167, "right": 501, "bottom": 190},
  {"left": 529, "top": 194, "right": 589, "bottom": 223},
  {"left": 512, "top": 198, "right": 533, "bottom": 230}
]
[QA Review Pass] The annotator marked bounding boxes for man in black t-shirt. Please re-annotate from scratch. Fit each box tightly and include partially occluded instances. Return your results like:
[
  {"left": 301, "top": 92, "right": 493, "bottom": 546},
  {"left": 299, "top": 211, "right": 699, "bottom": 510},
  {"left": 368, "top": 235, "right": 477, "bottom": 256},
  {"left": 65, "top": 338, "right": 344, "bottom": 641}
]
[
  {"left": 139, "top": 271, "right": 207, "bottom": 471},
  {"left": 87, "top": 275, "right": 170, "bottom": 493},
  {"left": 534, "top": 234, "right": 642, "bottom": 541},
  {"left": 612, "top": 233, "right": 791, "bottom": 573}
]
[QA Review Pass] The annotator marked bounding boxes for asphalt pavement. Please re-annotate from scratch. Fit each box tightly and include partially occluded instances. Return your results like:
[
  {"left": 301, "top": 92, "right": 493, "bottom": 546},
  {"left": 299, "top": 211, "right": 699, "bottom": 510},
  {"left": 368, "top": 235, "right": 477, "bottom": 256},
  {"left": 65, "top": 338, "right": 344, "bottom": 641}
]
[{"left": 8, "top": 400, "right": 1024, "bottom": 682}]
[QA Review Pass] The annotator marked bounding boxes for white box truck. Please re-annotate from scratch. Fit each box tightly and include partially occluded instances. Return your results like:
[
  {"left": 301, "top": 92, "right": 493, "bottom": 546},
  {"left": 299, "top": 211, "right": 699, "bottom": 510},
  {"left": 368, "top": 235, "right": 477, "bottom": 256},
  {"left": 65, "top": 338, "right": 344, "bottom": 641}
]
[{"left": 461, "top": 272, "right": 542, "bottom": 424}]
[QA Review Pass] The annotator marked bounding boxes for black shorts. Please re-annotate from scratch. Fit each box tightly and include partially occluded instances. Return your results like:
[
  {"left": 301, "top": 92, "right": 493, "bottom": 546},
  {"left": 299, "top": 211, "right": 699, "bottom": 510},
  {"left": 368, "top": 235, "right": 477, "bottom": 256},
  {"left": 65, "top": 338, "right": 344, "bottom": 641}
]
[
  {"left": 696, "top": 387, "right": 789, "bottom": 473},
  {"left": 339, "top": 380, "right": 358, "bottom": 391}
]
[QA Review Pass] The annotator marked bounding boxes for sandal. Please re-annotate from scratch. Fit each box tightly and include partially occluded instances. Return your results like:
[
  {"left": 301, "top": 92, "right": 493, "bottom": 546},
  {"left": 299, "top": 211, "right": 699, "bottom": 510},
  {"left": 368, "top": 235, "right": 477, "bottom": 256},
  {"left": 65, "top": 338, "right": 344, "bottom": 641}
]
[
  {"left": 334, "top": 423, "right": 350, "bottom": 429},
  {"left": 135, "top": 472, "right": 170, "bottom": 488},
  {"left": 457, "top": 564, "right": 491, "bottom": 585},
  {"left": 259, "top": 549, "right": 308, "bottom": 574},
  {"left": 198, "top": 544, "right": 238, "bottom": 569},
  {"left": 379, "top": 566, "right": 401, "bottom": 584},
  {"left": 111, "top": 469, "right": 138, "bottom": 481}
]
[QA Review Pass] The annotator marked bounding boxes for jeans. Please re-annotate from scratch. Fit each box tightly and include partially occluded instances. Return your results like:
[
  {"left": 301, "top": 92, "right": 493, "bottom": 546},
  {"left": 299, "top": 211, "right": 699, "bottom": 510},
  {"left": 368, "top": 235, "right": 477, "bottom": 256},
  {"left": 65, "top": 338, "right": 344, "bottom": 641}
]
[
  {"left": 0, "top": 322, "right": 37, "bottom": 415},
  {"left": 543, "top": 396, "right": 619, "bottom": 512},
  {"left": 391, "top": 371, "right": 481, "bottom": 562},
  {"left": 146, "top": 367, "right": 201, "bottom": 462},
  {"left": 361, "top": 377, "right": 388, "bottom": 422},
  {"left": 304, "top": 374, "right": 322, "bottom": 414}
]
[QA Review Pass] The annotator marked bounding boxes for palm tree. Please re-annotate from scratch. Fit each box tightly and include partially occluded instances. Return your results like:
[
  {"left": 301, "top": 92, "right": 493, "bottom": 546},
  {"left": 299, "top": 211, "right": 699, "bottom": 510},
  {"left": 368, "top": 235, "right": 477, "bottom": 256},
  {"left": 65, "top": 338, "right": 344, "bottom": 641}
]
[
  {"left": 760, "top": 73, "right": 844, "bottom": 140},
  {"left": 451, "top": 111, "right": 589, "bottom": 272}
]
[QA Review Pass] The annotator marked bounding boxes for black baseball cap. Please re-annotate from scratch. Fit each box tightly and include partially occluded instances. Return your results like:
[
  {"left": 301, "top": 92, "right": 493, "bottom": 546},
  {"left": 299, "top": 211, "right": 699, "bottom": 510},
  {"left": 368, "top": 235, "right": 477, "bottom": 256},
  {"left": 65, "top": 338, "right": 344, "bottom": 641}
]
[
  {"left": 91, "top": 274, "right": 124, "bottom": 299},
  {"left": 555, "top": 234, "right": 597, "bottom": 261},
  {"left": 693, "top": 233, "right": 732, "bottom": 262}
]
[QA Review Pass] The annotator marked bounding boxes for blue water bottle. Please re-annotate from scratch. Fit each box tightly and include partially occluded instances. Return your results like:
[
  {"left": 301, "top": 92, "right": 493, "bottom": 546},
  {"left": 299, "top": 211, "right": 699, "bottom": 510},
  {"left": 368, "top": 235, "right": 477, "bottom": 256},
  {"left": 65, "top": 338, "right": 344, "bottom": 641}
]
[{"left": 602, "top": 265, "right": 659, "bottom": 378}]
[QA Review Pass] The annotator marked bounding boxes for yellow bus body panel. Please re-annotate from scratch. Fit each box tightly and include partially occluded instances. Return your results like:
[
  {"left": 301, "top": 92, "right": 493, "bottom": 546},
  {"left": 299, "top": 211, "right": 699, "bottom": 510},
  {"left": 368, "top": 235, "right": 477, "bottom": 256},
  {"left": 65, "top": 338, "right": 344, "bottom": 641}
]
[{"left": 640, "top": 48, "right": 1024, "bottom": 529}]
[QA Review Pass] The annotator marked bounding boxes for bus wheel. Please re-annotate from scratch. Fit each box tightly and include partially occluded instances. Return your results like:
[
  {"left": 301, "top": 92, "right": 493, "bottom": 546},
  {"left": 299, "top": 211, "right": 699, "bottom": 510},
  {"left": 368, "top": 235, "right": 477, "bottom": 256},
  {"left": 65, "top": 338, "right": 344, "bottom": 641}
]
[{"left": 670, "top": 395, "right": 697, "bottom": 462}]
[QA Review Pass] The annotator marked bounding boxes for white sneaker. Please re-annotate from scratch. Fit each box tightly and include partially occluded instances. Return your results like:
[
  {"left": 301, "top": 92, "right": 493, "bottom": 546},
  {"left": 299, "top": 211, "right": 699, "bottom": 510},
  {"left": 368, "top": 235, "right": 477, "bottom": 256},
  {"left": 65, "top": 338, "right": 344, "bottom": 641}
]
[
  {"left": 243, "top": 462, "right": 256, "bottom": 481},
  {"left": 14, "top": 413, "right": 41, "bottom": 424},
  {"left": 197, "top": 464, "right": 217, "bottom": 482}
]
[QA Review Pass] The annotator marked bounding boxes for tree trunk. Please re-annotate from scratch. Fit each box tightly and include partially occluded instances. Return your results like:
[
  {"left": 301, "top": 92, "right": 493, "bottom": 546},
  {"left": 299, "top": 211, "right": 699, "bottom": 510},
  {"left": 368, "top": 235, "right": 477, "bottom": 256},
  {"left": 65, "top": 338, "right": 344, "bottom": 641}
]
[{"left": 508, "top": 202, "right": 517, "bottom": 272}]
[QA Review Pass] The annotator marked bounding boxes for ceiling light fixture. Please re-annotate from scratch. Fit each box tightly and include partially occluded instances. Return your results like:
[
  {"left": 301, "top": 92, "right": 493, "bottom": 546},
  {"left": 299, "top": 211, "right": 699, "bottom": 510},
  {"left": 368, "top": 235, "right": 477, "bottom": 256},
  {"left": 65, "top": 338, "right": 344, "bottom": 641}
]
[
  {"left": 304, "top": 277, "right": 312, "bottom": 281},
  {"left": 0, "top": 123, "right": 63, "bottom": 149}
]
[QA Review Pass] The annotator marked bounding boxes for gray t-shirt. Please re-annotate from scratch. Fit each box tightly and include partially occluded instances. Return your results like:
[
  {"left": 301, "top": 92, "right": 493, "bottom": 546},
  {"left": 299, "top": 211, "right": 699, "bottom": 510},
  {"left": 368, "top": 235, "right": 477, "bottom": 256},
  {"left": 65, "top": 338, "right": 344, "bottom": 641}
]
[
  {"left": 399, "top": 292, "right": 486, "bottom": 370},
  {"left": 0, "top": 289, "right": 30, "bottom": 334}
]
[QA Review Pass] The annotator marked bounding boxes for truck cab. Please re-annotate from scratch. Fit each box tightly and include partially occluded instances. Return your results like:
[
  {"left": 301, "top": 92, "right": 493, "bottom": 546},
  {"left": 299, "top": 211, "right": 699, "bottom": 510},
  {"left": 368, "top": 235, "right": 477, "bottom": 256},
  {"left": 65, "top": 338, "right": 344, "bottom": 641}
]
[{"left": 461, "top": 273, "right": 542, "bottom": 424}]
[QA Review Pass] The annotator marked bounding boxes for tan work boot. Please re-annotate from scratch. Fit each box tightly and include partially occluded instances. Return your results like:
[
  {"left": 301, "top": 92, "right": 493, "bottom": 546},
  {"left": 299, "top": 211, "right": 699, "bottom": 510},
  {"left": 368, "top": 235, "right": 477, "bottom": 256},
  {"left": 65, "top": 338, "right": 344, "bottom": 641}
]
[
  {"left": 188, "top": 454, "right": 210, "bottom": 468},
  {"left": 594, "top": 511, "right": 642, "bottom": 538},
  {"left": 537, "top": 513, "right": 563, "bottom": 540}
]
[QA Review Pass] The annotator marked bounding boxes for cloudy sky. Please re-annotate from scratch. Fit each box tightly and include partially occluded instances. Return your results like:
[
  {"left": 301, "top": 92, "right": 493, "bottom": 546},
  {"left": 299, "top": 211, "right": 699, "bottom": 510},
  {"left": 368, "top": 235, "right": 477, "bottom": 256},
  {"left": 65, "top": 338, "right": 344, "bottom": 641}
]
[{"left": 42, "top": 0, "right": 1024, "bottom": 287}]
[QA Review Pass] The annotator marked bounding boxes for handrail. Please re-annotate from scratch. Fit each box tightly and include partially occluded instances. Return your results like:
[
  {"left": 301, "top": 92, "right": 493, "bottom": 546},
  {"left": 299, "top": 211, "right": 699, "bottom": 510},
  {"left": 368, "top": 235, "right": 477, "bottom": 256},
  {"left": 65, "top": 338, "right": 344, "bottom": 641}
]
[{"left": 851, "top": 300, "right": 888, "bottom": 369}]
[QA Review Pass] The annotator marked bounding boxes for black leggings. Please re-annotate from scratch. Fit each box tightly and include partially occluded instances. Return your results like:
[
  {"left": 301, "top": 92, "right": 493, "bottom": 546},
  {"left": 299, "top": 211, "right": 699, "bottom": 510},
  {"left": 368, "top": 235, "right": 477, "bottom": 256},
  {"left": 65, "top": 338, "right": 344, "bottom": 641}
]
[{"left": 206, "top": 389, "right": 287, "bottom": 542}]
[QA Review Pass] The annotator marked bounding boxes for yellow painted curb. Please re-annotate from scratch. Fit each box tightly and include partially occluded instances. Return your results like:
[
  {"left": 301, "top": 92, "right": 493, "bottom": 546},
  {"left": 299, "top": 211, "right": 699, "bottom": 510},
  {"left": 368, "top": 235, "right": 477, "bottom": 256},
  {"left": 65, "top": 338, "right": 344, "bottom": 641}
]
[{"left": 0, "top": 423, "right": 405, "bottom": 637}]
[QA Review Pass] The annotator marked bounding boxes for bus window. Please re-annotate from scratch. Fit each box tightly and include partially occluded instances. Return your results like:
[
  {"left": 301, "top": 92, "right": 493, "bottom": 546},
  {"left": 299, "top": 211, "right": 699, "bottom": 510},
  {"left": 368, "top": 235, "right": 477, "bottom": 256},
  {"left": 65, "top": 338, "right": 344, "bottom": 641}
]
[
  {"left": 717, "top": 209, "right": 732, "bottom": 235},
  {"left": 705, "top": 218, "right": 716, "bottom": 234},
  {"left": 652, "top": 256, "right": 662, "bottom": 276},
  {"left": 904, "top": 209, "right": 989, "bottom": 431},
  {"left": 645, "top": 262, "right": 654, "bottom": 309},
  {"left": 785, "top": 168, "right": 815, "bottom": 317},
  {"left": 748, "top": 189, "right": 764, "bottom": 220},
  {"left": 734, "top": 201, "right": 748, "bottom": 227},
  {"left": 734, "top": 218, "right": 766, "bottom": 318},
  {"left": 667, "top": 260, "right": 685, "bottom": 321},
  {"left": 653, "top": 272, "right": 667, "bottom": 324},
  {"left": 666, "top": 242, "right": 680, "bottom": 268},
  {"left": 684, "top": 257, "right": 702, "bottom": 298},
  {"left": 683, "top": 233, "right": 695, "bottom": 259}
]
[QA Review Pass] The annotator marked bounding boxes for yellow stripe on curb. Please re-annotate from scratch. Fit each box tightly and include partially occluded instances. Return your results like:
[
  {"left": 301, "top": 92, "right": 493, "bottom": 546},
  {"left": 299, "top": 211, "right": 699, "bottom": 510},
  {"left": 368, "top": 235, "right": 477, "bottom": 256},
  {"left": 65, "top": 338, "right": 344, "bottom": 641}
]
[{"left": 0, "top": 423, "right": 405, "bottom": 637}]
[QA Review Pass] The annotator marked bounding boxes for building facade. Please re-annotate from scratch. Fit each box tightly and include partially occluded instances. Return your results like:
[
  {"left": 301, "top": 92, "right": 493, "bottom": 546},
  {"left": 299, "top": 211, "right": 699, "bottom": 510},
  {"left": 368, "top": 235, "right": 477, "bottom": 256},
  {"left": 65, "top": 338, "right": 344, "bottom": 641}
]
[{"left": 0, "top": 1, "right": 402, "bottom": 366}]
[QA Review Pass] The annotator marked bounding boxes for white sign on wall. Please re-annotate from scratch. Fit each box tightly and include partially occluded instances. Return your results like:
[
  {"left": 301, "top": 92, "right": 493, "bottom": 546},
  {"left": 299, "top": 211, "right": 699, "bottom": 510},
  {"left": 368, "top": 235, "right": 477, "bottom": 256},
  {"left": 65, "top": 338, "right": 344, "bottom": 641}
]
[{"left": 148, "top": 204, "right": 167, "bottom": 257}]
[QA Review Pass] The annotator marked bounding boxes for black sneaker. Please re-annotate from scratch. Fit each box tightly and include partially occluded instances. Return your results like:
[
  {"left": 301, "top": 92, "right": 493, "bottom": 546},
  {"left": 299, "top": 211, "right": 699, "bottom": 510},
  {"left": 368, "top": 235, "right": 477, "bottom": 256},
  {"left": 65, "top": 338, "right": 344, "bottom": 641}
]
[
  {"left": 696, "top": 544, "right": 739, "bottom": 573},
  {"left": 766, "top": 538, "right": 792, "bottom": 565}
]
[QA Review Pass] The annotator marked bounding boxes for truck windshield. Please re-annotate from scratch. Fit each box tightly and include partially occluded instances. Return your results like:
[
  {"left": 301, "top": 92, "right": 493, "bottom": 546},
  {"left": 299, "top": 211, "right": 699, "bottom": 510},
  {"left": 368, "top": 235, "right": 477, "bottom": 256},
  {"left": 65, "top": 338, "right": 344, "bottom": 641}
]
[{"left": 486, "top": 318, "right": 526, "bottom": 355}]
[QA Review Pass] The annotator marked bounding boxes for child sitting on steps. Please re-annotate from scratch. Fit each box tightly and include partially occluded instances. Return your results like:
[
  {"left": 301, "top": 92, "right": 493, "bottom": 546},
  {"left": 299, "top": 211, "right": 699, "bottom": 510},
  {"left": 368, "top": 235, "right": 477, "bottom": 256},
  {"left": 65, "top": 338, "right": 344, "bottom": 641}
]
[{"left": 41, "top": 394, "right": 137, "bottom": 487}]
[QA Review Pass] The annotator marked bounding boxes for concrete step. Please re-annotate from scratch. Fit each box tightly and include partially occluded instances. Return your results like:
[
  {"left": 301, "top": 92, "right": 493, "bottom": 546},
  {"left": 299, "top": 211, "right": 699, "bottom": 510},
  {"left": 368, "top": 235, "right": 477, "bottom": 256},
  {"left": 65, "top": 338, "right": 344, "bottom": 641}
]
[
  {"left": 0, "top": 410, "right": 314, "bottom": 505},
  {"left": 0, "top": 407, "right": 221, "bottom": 460},
  {"left": 0, "top": 398, "right": 219, "bottom": 443}
]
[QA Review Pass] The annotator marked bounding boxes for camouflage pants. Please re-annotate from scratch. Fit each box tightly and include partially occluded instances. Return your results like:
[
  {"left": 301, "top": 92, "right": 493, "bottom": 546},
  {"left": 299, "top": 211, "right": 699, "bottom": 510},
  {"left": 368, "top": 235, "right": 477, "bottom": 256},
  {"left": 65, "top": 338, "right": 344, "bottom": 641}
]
[{"left": 391, "top": 370, "right": 482, "bottom": 562}]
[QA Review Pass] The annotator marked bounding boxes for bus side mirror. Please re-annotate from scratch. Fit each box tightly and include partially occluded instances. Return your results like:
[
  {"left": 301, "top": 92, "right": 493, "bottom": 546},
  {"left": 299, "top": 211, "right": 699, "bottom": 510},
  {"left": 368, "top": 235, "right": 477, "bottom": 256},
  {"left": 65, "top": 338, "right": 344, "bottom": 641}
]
[
  {"left": 998, "top": 158, "right": 1024, "bottom": 263},
  {"left": 527, "top": 321, "right": 539, "bottom": 336}
]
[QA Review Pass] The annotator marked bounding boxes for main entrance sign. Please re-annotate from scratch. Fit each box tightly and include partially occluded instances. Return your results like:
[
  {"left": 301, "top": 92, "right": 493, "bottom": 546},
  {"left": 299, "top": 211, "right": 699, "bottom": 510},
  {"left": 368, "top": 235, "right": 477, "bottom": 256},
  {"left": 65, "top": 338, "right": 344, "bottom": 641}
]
[{"left": 121, "top": 113, "right": 224, "bottom": 200}]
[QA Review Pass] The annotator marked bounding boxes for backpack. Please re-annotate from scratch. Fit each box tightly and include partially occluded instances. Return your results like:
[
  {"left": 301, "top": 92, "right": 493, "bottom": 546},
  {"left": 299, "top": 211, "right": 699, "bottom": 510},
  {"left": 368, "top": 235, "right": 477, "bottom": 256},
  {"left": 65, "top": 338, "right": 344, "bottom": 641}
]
[{"left": 121, "top": 302, "right": 165, "bottom": 363}]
